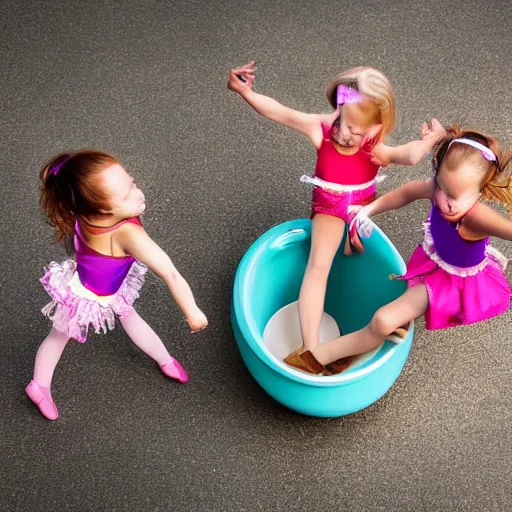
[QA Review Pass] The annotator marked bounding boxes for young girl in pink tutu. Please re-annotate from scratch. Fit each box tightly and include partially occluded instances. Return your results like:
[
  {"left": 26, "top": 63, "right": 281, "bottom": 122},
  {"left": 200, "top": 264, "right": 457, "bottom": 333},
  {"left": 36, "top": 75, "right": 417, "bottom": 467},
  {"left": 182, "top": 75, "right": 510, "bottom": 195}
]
[
  {"left": 26, "top": 151, "right": 208, "bottom": 419},
  {"left": 228, "top": 61, "right": 445, "bottom": 370},
  {"left": 284, "top": 126, "right": 512, "bottom": 375}
]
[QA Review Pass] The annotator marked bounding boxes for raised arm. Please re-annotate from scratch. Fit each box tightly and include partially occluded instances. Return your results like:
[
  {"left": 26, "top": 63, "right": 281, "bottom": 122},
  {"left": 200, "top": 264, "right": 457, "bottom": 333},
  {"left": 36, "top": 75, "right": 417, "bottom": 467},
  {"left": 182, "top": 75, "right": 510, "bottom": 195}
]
[
  {"left": 372, "top": 119, "right": 446, "bottom": 167},
  {"left": 115, "top": 224, "right": 207, "bottom": 332},
  {"left": 228, "top": 61, "right": 325, "bottom": 148}
]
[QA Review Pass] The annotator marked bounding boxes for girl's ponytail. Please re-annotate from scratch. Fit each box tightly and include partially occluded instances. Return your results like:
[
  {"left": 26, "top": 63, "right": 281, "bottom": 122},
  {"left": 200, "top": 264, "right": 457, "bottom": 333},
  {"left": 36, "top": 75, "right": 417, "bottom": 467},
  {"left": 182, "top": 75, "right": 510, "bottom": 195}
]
[{"left": 40, "top": 151, "right": 118, "bottom": 242}]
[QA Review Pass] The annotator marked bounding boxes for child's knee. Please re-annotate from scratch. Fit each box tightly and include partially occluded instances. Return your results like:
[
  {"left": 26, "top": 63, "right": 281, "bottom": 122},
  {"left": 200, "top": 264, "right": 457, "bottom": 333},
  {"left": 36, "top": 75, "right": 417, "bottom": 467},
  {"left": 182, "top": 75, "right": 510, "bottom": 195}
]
[
  {"left": 370, "top": 308, "right": 396, "bottom": 337},
  {"left": 117, "top": 307, "right": 138, "bottom": 323}
]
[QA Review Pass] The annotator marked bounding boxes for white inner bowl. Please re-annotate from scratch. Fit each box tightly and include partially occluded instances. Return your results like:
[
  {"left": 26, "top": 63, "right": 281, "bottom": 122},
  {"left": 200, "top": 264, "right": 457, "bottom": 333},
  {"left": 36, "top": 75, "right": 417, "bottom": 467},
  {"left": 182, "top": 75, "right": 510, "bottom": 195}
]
[{"left": 262, "top": 301, "right": 380, "bottom": 373}]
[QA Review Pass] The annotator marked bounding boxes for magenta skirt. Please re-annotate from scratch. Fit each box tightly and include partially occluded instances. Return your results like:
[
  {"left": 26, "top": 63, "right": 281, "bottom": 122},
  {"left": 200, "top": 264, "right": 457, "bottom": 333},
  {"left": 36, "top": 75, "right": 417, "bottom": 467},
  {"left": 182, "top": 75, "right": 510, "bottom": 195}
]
[{"left": 400, "top": 242, "right": 511, "bottom": 331}]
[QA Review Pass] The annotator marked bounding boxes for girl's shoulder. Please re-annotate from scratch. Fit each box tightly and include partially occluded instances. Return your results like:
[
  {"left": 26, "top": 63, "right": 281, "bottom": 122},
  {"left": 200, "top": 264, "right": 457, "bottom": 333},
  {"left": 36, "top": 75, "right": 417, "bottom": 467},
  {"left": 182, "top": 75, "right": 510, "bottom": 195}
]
[
  {"left": 458, "top": 202, "right": 493, "bottom": 241},
  {"left": 118, "top": 216, "right": 142, "bottom": 229},
  {"left": 77, "top": 216, "right": 144, "bottom": 258},
  {"left": 461, "top": 201, "right": 492, "bottom": 225},
  {"left": 110, "top": 217, "right": 146, "bottom": 257},
  {"left": 421, "top": 177, "right": 435, "bottom": 197},
  {"left": 461, "top": 201, "right": 496, "bottom": 227},
  {"left": 320, "top": 122, "right": 332, "bottom": 139},
  {"left": 79, "top": 216, "right": 142, "bottom": 236},
  {"left": 359, "top": 137, "right": 376, "bottom": 159},
  {"left": 317, "top": 111, "right": 338, "bottom": 138},
  {"left": 317, "top": 110, "right": 339, "bottom": 125},
  {"left": 111, "top": 217, "right": 144, "bottom": 238}
]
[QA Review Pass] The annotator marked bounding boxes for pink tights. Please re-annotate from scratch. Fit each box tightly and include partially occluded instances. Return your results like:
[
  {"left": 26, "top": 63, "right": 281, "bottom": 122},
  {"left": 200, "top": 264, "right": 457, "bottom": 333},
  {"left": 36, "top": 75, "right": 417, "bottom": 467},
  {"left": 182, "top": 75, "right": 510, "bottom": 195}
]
[{"left": 32, "top": 309, "right": 173, "bottom": 389}]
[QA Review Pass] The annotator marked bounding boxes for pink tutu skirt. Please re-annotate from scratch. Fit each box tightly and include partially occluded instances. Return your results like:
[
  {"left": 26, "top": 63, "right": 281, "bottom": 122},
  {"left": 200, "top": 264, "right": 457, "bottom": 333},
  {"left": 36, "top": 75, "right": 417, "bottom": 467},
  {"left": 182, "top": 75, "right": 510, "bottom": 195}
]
[
  {"left": 40, "top": 259, "right": 147, "bottom": 343},
  {"left": 398, "top": 227, "right": 511, "bottom": 331}
]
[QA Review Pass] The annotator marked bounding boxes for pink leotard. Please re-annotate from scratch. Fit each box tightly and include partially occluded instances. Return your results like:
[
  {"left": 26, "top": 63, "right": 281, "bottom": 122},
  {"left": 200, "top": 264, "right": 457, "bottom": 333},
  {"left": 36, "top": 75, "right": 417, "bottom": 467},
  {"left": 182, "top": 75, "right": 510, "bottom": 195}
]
[
  {"left": 314, "top": 124, "right": 379, "bottom": 185},
  {"left": 306, "top": 124, "right": 380, "bottom": 222}
]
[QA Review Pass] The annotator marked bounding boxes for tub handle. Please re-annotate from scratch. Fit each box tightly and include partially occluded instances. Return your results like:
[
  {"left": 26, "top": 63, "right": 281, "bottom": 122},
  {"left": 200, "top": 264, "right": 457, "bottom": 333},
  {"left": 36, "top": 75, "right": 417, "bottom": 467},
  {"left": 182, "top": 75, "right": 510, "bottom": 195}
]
[{"left": 270, "top": 228, "right": 308, "bottom": 250}]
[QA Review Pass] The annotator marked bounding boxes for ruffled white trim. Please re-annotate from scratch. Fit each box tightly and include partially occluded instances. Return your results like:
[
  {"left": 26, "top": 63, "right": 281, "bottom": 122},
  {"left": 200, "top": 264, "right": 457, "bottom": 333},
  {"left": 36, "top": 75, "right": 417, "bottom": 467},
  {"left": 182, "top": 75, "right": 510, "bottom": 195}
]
[
  {"left": 487, "top": 245, "right": 509, "bottom": 271},
  {"left": 67, "top": 272, "right": 117, "bottom": 306},
  {"left": 421, "top": 221, "right": 508, "bottom": 276},
  {"left": 300, "top": 174, "right": 385, "bottom": 193}
]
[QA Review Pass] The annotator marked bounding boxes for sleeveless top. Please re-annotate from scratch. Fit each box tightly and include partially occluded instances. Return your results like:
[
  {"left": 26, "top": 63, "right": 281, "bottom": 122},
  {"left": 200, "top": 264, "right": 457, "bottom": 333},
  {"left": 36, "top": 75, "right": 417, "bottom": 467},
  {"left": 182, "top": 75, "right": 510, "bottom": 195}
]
[
  {"left": 429, "top": 206, "right": 487, "bottom": 268},
  {"left": 314, "top": 123, "right": 380, "bottom": 186},
  {"left": 74, "top": 217, "right": 142, "bottom": 296}
]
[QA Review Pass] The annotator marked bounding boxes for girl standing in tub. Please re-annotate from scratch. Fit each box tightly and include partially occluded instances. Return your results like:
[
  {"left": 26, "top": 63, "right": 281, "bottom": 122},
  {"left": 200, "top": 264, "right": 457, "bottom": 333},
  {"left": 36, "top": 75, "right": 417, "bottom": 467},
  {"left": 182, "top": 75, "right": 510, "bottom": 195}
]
[{"left": 228, "top": 61, "right": 445, "bottom": 370}]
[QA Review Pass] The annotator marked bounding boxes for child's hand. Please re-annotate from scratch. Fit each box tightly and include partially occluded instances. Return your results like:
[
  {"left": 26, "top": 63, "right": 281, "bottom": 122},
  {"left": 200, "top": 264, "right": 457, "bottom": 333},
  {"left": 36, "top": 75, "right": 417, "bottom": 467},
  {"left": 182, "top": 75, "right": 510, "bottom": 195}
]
[
  {"left": 351, "top": 206, "right": 374, "bottom": 238},
  {"left": 371, "top": 143, "right": 392, "bottom": 167},
  {"left": 421, "top": 118, "right": 446, "bottom": 142},
  {"left": 228, "top": 61, "right": 256, "bottom": 96},
  {"left": 187, "top": 309, "right": 208, "bottom": 333},
  {"left": 349, "top": 205, "right": 374, "bottom": 253}
]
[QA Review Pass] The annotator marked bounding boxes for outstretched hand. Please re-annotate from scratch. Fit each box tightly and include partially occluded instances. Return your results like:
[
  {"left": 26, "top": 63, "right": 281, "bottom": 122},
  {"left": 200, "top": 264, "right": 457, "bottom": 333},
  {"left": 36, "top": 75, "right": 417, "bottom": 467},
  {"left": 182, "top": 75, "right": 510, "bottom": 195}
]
[
  {"left": 421, "top": 118, "right": 446, "bottom": 141},
  {"left": 228, "top": 61, "right": 256, "bottom": 95},
  {"left": 187, "top": 308, "right": 208, "bottom": 333}
]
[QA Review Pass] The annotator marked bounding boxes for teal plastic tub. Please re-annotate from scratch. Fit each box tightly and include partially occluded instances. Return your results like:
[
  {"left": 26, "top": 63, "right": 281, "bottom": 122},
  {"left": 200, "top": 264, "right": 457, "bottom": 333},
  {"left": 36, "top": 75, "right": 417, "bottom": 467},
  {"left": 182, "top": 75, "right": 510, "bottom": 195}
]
[{"left": 231, "top": 218, "right": 414, "bottom": 417}]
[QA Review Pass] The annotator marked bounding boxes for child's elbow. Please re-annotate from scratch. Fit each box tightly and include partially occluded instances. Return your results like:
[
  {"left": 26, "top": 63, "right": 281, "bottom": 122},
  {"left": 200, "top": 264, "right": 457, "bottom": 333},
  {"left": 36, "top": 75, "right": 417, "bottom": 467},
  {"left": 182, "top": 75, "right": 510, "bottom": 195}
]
[
  {"left": 162, "top": 269, "right": 180, "bottom": 286},
  {"left": 408, "top": 153, "right": 423, "bottom": 166}
]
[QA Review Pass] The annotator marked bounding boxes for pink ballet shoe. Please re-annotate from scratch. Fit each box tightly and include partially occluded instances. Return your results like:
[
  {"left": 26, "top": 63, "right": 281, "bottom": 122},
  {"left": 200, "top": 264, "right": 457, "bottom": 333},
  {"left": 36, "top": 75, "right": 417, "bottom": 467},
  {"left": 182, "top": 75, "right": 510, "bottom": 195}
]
[
  {"left": 160, "top": 358, "right": 188, "bottom": 383},
  {"left": 25, "top": 380, "right": 59, "bottom": 420}
]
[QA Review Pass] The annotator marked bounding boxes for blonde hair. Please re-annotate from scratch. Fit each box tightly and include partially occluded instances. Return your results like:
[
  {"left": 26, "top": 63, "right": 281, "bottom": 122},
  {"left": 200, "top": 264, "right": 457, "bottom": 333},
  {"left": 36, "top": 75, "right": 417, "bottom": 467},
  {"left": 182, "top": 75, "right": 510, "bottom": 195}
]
[
  {"left": 326, "top": 66, "right": 395, "bottom": 140},
  {"left": 433, "top": 125, "right": 512, "bottom": 217}
]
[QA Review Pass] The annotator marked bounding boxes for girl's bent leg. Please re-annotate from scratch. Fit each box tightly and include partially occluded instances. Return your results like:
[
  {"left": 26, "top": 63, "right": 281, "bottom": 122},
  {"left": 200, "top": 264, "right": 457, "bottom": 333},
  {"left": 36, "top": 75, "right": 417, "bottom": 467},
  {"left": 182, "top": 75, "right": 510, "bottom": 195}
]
[{"left": 313, "top": 284, "right": 429, "bottom": 366}]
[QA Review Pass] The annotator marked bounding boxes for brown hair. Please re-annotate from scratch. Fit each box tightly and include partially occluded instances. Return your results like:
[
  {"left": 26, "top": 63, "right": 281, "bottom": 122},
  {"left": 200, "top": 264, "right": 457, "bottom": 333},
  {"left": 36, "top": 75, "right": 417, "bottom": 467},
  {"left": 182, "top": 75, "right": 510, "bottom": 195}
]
[
  {"left": 326, "top": 66, "right": 396, "bottom": 140},
  {"left": 433, "top": 125, "right": 512, "bottom": 217},
  {"left": 40, "top": 150, "right": 118, "bottom": 242}
]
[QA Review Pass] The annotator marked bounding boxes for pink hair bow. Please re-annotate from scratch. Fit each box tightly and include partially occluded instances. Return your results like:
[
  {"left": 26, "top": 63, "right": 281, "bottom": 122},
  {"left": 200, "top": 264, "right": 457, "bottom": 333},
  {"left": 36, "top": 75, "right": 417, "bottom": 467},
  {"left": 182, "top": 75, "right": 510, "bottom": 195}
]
[{"left": 336, "top": 84, "right": 364, "bottom": 106}]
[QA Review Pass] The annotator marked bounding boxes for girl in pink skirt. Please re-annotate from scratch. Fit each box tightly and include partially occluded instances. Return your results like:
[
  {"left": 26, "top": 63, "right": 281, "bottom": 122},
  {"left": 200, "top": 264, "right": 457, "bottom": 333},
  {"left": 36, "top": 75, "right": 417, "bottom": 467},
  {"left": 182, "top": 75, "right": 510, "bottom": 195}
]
[
  {"left": 284, "top": 126, "right": 512, "bottom": 375},
  {"left": 26, "top": 151, "right": 208, "bottom": 419},
  {"left": 228, "top": 61, "right": 445, "bottom": 366}
]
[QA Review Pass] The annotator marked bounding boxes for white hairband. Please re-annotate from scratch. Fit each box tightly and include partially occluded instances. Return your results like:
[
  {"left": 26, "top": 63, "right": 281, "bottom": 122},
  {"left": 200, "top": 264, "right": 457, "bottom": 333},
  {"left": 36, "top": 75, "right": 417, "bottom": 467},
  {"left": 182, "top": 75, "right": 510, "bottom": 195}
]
[{"left": 448, "top": 138, "right": 498, "bottom": 163}]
